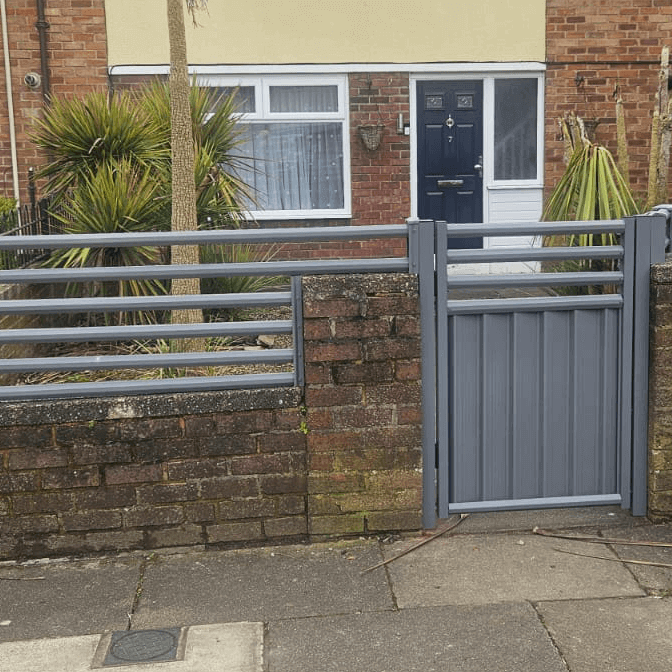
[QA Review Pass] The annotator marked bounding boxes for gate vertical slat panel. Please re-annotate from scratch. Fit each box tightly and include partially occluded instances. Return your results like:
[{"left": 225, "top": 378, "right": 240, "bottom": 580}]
[
  {"left": 542, "top": 311, "right": 573, "bottom": 498},
  {"left": 481, "top": 314, "right": 511, "bottom": 501},
  {"left": 450, "top": 314, "right": 481, "bottom": 503},
  {"left": 573, "top": 310, "right": 607, "bottom": 495},
  {"left": 512, "top": 312, "right": 542, "bottom": 499},
  {"left": 603, "top": 309, "right": 620, "bottom": 494}
]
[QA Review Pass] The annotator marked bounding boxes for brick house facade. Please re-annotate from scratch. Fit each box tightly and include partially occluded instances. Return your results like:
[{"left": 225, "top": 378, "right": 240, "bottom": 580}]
[
  {"left": 0, "top": 1, "right": 670, "bottom": 220},
  {"left": 0, "top": 0, "right": 108, "bottom": 206}
]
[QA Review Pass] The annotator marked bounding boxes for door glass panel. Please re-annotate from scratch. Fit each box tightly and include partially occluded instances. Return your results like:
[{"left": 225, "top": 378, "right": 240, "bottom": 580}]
[{"left": 494, "top": 79, "right": 537, "bottom": 180}]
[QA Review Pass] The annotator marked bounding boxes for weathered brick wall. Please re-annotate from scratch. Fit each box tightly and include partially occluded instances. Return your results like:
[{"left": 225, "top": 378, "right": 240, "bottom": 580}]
[
  {"left": 648, "top": 261, "right": 672, "bottom": 519},
  {"left": 0, "top": 0, "right": 108, "bottom": 204},
  {"left": 546, "top": 0, "right": 672, "bottom": 202},
  {"left": 0, "top": 389, "right": 308, "bottom": 559},
  {"left": 302, "top": 273, "right": 423, "bottom": 537},
  {"left": 0, "top": 273, "right": 423, "bottom": 560}
]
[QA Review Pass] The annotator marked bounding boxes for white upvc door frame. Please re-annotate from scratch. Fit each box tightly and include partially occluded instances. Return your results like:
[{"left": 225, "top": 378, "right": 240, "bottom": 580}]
[{"left": 410, "top": 66, "right": 546, "bottom": 236}]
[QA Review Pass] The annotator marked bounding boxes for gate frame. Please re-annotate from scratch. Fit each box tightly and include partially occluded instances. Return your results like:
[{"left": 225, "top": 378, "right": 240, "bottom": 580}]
[{"left": 413, "top": 214, "right": 667, "bottom": 529}]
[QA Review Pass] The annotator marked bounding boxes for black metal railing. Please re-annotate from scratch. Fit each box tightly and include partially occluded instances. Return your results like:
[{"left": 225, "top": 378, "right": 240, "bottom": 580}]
[{"left": 0, "top": 196, "right": 63, "bottom": 270}]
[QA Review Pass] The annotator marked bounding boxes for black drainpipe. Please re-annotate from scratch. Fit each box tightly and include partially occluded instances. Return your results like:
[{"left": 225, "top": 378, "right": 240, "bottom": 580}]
[{"left": 35, "top": 0, "right": 50, "bottom": 104}]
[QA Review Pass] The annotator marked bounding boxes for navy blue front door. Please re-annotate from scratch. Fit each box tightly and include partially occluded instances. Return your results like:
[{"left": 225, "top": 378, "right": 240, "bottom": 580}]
[{"left": 417, "top": 80, "right": 483, "bottom": 248}]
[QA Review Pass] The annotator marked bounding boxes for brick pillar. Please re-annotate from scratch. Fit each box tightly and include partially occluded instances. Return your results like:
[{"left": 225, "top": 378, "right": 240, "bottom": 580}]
[
  {"left": 648, "top": 262, "right": 672, "bottom": 519},
  {"left": 302, "top": 273, "right": 423, "bottom": 538}
]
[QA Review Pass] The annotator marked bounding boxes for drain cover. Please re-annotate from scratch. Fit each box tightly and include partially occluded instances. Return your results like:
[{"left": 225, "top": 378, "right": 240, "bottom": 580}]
[{"left": 102, "top": 628, "right": 183, "bottom": 666}]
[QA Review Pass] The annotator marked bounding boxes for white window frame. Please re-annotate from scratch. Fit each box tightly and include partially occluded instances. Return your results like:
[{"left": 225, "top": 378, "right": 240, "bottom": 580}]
[{"left": 198, "top": 74, "right": 351, "bottom": 220}]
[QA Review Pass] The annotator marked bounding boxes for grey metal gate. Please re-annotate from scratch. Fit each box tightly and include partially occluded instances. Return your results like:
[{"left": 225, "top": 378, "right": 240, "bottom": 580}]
[{"left": 412, "top": 214, "right": 668, "bottom": 528}]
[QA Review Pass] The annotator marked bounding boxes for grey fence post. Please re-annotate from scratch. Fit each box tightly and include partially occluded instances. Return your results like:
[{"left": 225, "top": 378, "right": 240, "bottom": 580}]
[
  {"left": 630, "top": 212, "right": 667, "bottom": 516},
  {"left": 415, "top": 219, "right": 438, "bottom": 529},
  {"left": 291, "top": 275, "right": 305, "bottom": 388}
]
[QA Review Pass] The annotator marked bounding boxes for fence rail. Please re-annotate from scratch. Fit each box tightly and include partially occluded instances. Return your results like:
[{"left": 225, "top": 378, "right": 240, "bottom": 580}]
[{"left": 0, "top": 225, "right": 410, "bottom": 401}]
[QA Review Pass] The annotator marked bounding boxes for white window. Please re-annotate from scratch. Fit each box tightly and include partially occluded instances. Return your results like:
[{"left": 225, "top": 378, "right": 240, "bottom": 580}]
[
  {"left": 493, "top": 78, "right": 538, "bottom": 181},
  {"left": 201, "top": 75, "right": 350, "bottom": 220}
]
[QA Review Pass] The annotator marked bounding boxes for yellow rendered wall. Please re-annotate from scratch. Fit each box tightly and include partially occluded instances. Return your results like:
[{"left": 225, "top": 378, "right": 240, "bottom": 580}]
[{"left": 105, "top": 0, "right": 545, "bottom": 66}]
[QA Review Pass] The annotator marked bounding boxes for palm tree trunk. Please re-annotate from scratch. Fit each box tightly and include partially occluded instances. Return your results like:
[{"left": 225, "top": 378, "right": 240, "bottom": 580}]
[{"left": 167, "top": 0, "right": 205, "bottom": 353}]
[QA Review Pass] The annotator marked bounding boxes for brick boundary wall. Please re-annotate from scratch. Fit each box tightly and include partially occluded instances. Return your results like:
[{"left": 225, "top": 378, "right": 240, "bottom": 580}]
[
  {"left": 0, "top": 273, "right": 422, "bottom": 560},
  {"left": 648, "top": 261, "right": 672, "bottom": 520}
]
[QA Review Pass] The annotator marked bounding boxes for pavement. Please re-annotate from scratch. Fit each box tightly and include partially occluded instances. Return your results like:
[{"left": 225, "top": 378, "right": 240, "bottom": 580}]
[{"left": 1, "top": 506, "right": 672, "bottom": 671}]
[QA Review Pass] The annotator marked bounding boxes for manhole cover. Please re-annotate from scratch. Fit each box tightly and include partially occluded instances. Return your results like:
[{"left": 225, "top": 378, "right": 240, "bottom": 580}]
[{"left": 102, "top": 628, "right": 183, "bottom": 666}]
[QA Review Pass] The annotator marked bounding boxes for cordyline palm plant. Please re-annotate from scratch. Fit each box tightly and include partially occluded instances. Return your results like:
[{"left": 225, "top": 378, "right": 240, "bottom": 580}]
[
  {"left": 30, "top": 82, "right": 261, "bottom": 324},
  {"left": 32, "top": 83, "right": 251, "bottom": 230},
  {"left": 543, "top": 113, "right": 638, "bottom": 230},
  {"left": 542, "top": 114, "right": 638, "bottom": 294},
  {"left": 45, "top": 160, "right": 167, "bottom": 318}
]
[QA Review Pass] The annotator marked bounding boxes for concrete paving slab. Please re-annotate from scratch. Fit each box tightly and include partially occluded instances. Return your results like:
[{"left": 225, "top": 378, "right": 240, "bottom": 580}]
[
  {"left": 384, "top": 532, "right": 644, "bottom": 607},
  {"left": 267, "top": 602, "right": 567, "bottom": 672},
  {"left": 132, "top": 541, "right": 393, "bottom": 628},
  {"left": 538, "top": 597, "right": 672, "bottom": 672},
  {"left": 0, "top": 622, "right": 262, "bottom": 672},
  {"left": 605, "top": 524, "right": 672, "bottom": 594},
  {"left": 0, "top": 557, "right": 141, "bottom": 642}
]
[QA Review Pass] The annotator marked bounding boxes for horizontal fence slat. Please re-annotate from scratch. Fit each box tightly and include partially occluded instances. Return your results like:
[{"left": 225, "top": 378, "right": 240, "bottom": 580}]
[
  {"left": 448, "top": 494, "right": 622, "bottom": 513},
  {"left": 0, "top": 257, "right": 409, "bottom": 284},
  {"left": 441, "top": 220, "right": 625, "bottom": 237},
  {"left": 0, "top": 320, "right": 292, "bottom": 343},
  {"left": 0, "top": 373, "right": 296, "bottom": 401},
  {"left": 0, "top": 292, "right": 291, "bottom": 315},
  {"left": 446, "top": 245, "right": 623, "bottom": 264},
  {"left": 0, "top": 349, "right": 294, "bottom": 373},
  {"left": 0, "top": 225, "right": 409, "bottom": 250},
  {"left": 447, "top": 271, "right": 623, "bottom": 289},
  {"left": 446, "top": 294, "right": 624, "bottom": 315}
]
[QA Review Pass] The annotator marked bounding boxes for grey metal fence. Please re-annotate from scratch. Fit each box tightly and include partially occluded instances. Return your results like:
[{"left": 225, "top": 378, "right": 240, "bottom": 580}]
[
  {"left": 413, "top": 214, "right": 667, "bottom": 526},
  {"left": 0, "top": 225, "right": 409, "bottom": 400}
]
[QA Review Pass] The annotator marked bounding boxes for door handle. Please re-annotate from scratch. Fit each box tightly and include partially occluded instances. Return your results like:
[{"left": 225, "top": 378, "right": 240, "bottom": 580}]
[
  {"left": 437, "top": 179, "right": 464, "bottom": 188},
  {"left": 474, "top": 155, "right": 483, "bottom": 178}
]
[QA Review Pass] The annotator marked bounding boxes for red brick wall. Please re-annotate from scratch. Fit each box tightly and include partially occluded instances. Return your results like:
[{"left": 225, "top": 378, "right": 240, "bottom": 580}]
[
  {"left": 545, "top": 0, "right": 672, "bottom": 202},
  {"left": 349, "top": 73, "right": 411, "bottom": 230},
  {"left": 0, "top": 0, "right": 108, "bottom": 205},
  {"left": 303, "top": 273, "right": 423, "bottom": 537}
]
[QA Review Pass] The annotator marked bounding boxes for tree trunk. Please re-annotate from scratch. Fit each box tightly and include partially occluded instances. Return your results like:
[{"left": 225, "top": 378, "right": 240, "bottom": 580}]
[
  {"left": 167, "top": 0, "right": 205, "bottom": 354},
  {"left": 656, "top": 47, "right": 671, "bottom": 205}
]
